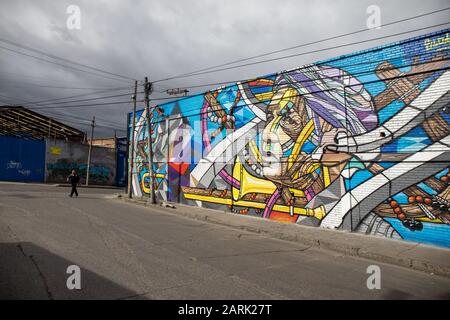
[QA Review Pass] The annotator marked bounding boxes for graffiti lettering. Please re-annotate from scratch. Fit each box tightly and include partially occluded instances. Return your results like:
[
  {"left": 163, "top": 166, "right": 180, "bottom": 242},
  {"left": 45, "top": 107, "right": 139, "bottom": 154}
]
[
  {"left": 6, "top": 160, "right": 22, "bottom": 169},
  {"left": 424, "top": 33, "right": 450, "bottom": 51}
]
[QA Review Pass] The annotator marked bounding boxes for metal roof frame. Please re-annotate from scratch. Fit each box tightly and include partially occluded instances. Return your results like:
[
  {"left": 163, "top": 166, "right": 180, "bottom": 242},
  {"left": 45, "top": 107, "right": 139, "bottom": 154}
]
[{"left": 0, "top": 106, "right": 85, "bottom": 141}]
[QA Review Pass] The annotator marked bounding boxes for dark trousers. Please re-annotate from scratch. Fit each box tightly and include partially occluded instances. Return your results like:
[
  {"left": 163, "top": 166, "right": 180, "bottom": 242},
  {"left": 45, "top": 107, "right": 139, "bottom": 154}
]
[{"left": 70, "top": 185, "right": 78, "bottom": 197}]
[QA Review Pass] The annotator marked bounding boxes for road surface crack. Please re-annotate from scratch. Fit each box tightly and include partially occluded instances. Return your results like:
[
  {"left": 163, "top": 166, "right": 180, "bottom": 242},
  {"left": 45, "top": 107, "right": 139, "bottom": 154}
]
[{"left": 17, "top": 243, "right": 54, "bottom": 300}]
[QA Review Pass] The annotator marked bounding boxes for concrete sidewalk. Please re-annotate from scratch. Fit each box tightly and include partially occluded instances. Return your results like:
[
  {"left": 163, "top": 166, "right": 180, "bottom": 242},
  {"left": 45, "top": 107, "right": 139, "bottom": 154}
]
[
  {"left": 56, "top": 184, "right": 125, "bottom": 190},
  {"left": 118, "top": 195, "right": 450, "bottom": 279}
]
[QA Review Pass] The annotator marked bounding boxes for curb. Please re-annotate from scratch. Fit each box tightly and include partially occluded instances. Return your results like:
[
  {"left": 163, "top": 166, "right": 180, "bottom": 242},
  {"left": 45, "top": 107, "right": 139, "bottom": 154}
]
[{"left": 118, "top": 195, "right": 450, "bottom": 279}]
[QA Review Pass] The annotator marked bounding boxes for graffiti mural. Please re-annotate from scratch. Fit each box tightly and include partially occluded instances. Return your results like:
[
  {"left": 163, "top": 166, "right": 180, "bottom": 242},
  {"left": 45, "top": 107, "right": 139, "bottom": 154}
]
[
  {"left": 45, "top": 139, "right": 116, "bottom": 185},
  {"left": 129, "top": 29, "right": 450, "bottom": 247}
]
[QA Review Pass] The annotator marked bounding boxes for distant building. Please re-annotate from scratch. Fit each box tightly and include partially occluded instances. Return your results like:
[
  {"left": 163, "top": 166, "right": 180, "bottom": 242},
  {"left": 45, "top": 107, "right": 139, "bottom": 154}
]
[{"left": 0, "top": 106, "right": 127, "bottom": 186}]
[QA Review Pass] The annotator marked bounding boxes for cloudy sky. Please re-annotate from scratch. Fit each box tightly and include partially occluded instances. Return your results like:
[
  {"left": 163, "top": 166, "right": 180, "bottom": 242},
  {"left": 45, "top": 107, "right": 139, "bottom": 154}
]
[{"left": 0, "top": 0, "right": 448, "bottom": 137}]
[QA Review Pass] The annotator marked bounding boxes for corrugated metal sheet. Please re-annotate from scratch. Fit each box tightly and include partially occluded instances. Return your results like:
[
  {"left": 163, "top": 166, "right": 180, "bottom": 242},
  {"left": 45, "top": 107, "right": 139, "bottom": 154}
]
[{"left": 0, "top": 136, "right": 45, "bottom": 182}]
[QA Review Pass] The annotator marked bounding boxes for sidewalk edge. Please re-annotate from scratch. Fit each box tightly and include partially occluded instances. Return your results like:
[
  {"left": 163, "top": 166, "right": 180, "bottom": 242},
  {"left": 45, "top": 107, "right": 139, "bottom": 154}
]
[{"left": 118, "top": 196, "right": 450, "bottom": 279}]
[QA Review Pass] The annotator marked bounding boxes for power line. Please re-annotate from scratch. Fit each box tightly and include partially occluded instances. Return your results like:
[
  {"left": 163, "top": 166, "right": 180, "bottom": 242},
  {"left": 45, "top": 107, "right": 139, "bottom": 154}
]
[
  {"left": 29, "top": 100, "right": 143, "bottom": 110},
  {"left": 153, "top": 22, "right": 450, "bottom": 83},
  {"left": 143, "top": 57, "right": 450, "bottom": 110},
  {"left": 0, "top": 80, "right": 129, "bottom": 91},
  {"left": 162, "top": 50, "right": 449, "bottom": 92},
  {"left": 144, "top": 65, "right": 450, "bottom": 116},
  {"left": 0, "top": 44, "right": 133, "bottom": 84},
  {"left": 48, "top": 114, "right": 126, "bottom": 132},
  {"left": 46, "top": 109, "right": 125, "bottom": 128},
  {"left": 0, "top": 70, "right": 104, "bottom": 85},
  {"left": 0, "top": 91, "right": 132, "bottom": 112},
  {"left": 26, "top": 92, "right": 141, "bottom": 107},
  {"left": 17, "top": 86, "right": 133, "bottom": 105},
  {"left": 165, "top": 7, "right": 450, "bottom": 80},
  {"left": 0, "top": 37, "right": 137, "bottom": 81},
  {"left": 0, "top": 93, "right": 126, "bottom": 131}
]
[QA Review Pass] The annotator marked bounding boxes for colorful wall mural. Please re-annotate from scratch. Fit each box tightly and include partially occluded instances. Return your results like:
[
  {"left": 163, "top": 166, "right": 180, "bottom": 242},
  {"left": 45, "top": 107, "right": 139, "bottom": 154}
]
[
  {"left": 45, "top": 138, "right": 117, "bottom": 185},
  {"left": 129, "top": 29, "right": 450, "bottom": 248}
]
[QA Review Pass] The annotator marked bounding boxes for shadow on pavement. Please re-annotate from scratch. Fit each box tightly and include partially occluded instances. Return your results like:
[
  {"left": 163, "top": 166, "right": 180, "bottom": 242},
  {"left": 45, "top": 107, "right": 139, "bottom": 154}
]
[{"left": 0, "top": 242, "right": 140, "bottom": 300}]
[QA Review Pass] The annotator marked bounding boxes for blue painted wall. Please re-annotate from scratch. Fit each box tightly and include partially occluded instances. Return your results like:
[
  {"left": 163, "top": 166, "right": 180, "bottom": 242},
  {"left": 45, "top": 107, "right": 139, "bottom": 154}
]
[{"left": 0, "top": 136, "right": 45, "bottom": 182}]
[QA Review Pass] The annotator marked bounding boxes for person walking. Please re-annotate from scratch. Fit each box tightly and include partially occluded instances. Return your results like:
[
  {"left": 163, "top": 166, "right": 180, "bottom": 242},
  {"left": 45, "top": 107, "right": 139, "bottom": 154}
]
[{"left": 67, "top": 169, "right": 80, "bottom": 197}]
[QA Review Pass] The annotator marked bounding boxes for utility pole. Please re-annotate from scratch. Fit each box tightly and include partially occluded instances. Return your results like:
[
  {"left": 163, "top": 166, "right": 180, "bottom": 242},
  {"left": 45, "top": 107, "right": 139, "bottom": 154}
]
[
  {"left": 144, "top": 77, "right": 156, "bottom": 204},
  {"left": 128, "top": 80, "right": 138, "bottom": 198},
  {"left": 86, "top": 116, "right": 95, "bottom": 186}
]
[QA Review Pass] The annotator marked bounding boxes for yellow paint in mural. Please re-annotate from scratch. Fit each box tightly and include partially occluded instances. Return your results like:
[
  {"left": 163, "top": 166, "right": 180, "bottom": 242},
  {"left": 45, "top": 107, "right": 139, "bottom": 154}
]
[
  {"left": 141, "top": 172, "right": 166, "bottom": 193},
  {"left": 232, "top": 158, "right": 304, "bottom": 201},
  {"left": 183, "top": 192, "right": 326, "bottom": 220},
  {"left": 424, "top": 33, "right": 449, "bottom": 51},
  {"left": 49, "top": 146, "right": 62, "bottom": 155},
  {"left": 306, "top": 163, "right": 321, "bottom": 174},
  {"left": 415, "top": 217, "right": 443, "bottom": 224},
  {"left": 249, "top": 140, "right": 262, "bottom": 163},
  {"left": 254, "top": 92, "right": 274, "bottom": 101},
  {"left": 288, "top": 119, "right": 314, "bottom": 170},
  {"left": 141, "top": 173, "right": 150, "bottom": 194},
  {"left": 322, "top": 165, "right": 331, "bottom": 187},
  {"left": 269, "top": 115, "right": 282, "bottom": 134},
  {"left": 279, "top": 88, "right": 297, "bottom": 109}
]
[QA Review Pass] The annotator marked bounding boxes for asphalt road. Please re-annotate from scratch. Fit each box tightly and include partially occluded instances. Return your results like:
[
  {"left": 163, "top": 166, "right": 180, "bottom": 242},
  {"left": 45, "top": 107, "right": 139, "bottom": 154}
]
[{"left": 0, "top": 182, "right": 449, "bottom": 299}]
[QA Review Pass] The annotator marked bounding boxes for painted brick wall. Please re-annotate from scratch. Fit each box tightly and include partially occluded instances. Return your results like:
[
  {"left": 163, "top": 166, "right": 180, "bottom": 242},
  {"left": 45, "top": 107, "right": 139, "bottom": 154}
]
[{"left": 129, "top": 29, "right": 450, "bottom": 247}]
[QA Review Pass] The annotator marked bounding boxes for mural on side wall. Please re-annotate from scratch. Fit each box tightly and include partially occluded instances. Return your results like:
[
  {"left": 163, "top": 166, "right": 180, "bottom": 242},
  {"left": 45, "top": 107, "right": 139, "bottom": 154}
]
[
  {"left": 45, "top": 139, "right": 116, "bottom": 185},
  {"left": 129, "top": 29, "right": 450, "bottom": 247}
]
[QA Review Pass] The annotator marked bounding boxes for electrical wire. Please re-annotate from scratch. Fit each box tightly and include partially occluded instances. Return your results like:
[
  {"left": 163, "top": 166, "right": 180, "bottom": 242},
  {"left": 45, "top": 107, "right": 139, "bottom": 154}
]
[
  {"left": 0, "top": 44, "right": 133, "bottom": 84},
  {"left": 0, "top": 80, "right": 130, "bottom": 90},
  {"left": 0, "top": 70, "right": 107, "bottom": 85},
  {"left": 27, "top": 92, "right": 142, "bottom": 107},
  {"left": 161, "top": 50, "right": 449, "bottom": 92},
  {"left": 0, "top": 38, "right": 137, "bottom": 81},
  {"left": 48, "top": 114, "right": 126, "bottom": 132},
  {"left": 29, "top": 100, "right": 143, "bottom": 110},
  {"left": 163, "top": 7, "right": 450, "bottom": 80},
  {"left": 131, "top": 65, "right": 450, "bottom": 121},
  {"left": 142, "top": 57, "right": 450, "bottom": 112},
  {"left": 0, "top": 94, "right": 126, "bottom": 131},
  {"left": 46, "top": 110, "right": 125, "bottom": 128},
  {"left": 153, "top": 22, "right": 450, "bottom": 83},
  {"left": 17, "top": 86, "right": 134, "bottom": 105}
]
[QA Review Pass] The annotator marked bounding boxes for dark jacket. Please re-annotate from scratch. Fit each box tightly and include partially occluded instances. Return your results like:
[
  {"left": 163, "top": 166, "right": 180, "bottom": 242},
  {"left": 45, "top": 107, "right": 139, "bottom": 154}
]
[{"left": 67, "top": 174, "right": 80, "bottom": 186}]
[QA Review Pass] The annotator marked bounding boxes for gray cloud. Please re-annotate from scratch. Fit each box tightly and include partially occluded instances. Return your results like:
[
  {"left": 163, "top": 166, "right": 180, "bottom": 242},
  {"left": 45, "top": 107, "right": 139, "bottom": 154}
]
[{"left": 0, "top": 0, "right": 448, "bottom": 136}]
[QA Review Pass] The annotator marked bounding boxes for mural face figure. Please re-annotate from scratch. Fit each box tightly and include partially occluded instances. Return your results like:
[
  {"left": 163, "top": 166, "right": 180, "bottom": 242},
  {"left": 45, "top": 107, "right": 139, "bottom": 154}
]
[{"left": 260, "top": 67, "right": 376, "bottom": 195}]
